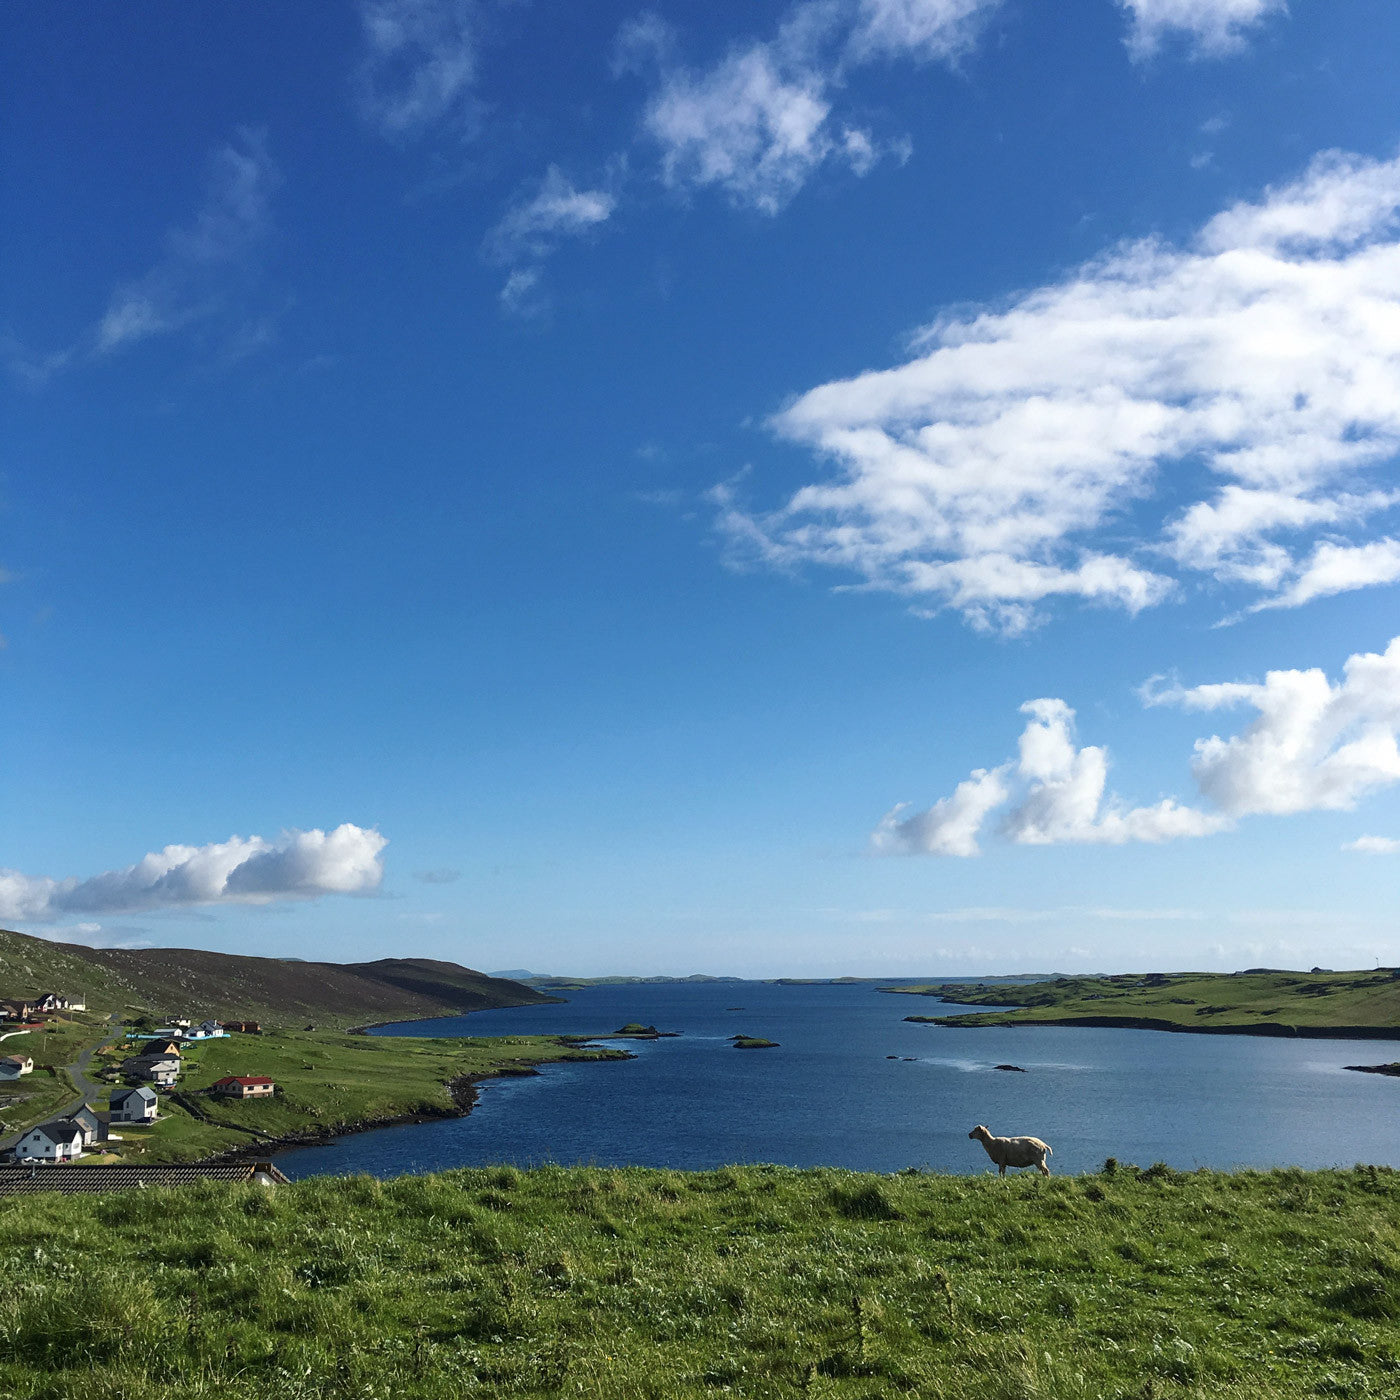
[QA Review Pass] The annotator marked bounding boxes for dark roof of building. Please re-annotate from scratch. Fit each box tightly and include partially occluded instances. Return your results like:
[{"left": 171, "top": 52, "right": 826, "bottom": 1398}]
[
  {"left": 0, "top": 1162, "right": 290, "bottom": 1194},
  {"left": 19, "top": 1122, "right": 84, "bottom": 1146}
]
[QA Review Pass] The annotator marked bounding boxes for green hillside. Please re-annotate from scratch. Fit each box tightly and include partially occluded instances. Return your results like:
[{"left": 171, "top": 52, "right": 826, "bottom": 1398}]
[
  {"left": 888, "top": 968, "right": 1400, "bottom": 1037},
  {"left": 3, "top": 1163, "right": 1399, "bottom": 1398},
  {"left": 0, "top": 928, "right": 557, "bottom": 1029}
]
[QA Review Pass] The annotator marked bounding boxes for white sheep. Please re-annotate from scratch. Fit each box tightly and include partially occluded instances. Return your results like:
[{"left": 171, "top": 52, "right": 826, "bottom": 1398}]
[{"left": 968, "top": 1124, "right": 1053, "bottom": 1176}]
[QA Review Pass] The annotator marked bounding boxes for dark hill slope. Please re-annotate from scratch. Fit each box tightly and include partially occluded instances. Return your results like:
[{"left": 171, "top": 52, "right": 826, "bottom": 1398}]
[{"left": 0, "top": 928, "right": 556, "bottom": 1028}]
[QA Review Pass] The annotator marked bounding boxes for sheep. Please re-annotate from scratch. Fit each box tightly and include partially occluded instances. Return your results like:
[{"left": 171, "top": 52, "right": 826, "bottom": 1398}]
[{"left": 968, "top": 1124, "right": 1053, "bottom": 1176}]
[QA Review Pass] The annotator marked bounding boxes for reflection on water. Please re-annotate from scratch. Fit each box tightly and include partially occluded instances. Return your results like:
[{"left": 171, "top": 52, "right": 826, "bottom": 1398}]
[{"left": 271, "top": 981, "right": 1400, "bottom": 1180}]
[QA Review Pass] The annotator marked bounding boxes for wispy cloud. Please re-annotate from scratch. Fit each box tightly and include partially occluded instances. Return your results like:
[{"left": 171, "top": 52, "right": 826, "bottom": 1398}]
[
  {"left": 485, "top": 165, "right": 618, "bottom": 312},
  {"left": 1117, "top": 0, "right": 1288, "bottom": 59},
  {"left": 355, "top": 0, "right": 479, "bottom": 140},
  {"left": 8, "top": 131, "right": 277, "bottom": 384},
  {"left": 878, "top": 635, "right": 1400, "bottom": 854},
  {"left": 627, "top": 0, "right": 997, "bottom": 214},
  {"left": 0, "top": 825, "right": 387, "bottom": 922},
  {"left": 721, "top": 149, "right": 1400, "bottom": 631}
]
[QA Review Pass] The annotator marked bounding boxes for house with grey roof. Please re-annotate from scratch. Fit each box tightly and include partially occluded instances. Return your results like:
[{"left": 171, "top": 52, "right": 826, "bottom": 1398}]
[
  {"left": 0, "top": 1053, "right": 33, "bottom": 1079},
  {"left": 109, "top": 1086, "right": 158, "bottom": 1123},
  {"left": 56, "top": 1104, "right": 106, "bottom": 1149}
]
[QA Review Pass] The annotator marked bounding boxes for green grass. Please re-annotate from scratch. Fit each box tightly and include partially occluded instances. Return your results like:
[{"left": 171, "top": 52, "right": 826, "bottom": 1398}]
[
  {"left": 3, "top": 1163, "right": 1399, "bottom": 1398},
  {"left": 95, "top": 1029, "right": 627, "bottom": 1163},
  {"left": 889, "top": 969, "right": 1400, "bottom": 1037}
]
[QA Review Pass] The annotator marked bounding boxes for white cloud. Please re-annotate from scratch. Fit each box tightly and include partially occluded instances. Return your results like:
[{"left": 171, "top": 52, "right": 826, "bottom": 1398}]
[
  {"left": 355, "top": 0, "right": 478, "bottom": 139},
  {"left": 722, "top": 148, "right": 1400, "bottom": 630},
  {"left": 486, "top": 167, "right": 617, "bottom": 262},
  {"left": 634, "top": 0, "right": 1000, "bottom": 214},
  {"left": 1145, "top": 636, "right": 1400, "bottom": 816},
  {"left": 1345, "top": 835, "right": 1400, "bottom": 854},
  {"left": 1117, "top": 0, "right": 1287, "bottom": 58},
  {"left": 499, "top": 267, "right": 546, "bottom": 317},
  {"left": 872, "top": 766, "right": 1009, "bottom": 855},
  {"left": 0, "top": 825, "right": 386, "bottom": 922},
  {"left": 881, "top": 636, "right": 1400, "bottom": 854}
]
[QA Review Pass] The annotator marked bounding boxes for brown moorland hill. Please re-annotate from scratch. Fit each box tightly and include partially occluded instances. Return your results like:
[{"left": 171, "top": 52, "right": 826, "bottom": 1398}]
[{"left": 0, "top": 927, "right": 556, "bottom": 1028}]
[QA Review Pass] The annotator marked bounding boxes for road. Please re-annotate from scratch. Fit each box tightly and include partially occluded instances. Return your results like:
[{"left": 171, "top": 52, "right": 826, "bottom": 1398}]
[{"left": 0, "top": 1014, "right": 119, "bottom": 1154}]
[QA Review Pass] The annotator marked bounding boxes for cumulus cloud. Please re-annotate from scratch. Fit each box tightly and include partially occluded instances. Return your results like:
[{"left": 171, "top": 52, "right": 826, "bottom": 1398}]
[
  {"left": 0, "top": 825, "right": 386, "bottom": 923},
  {"left": 355, "top": 0, "right": 478, "bottom": 139},
  {"left": 1117, "top": 0, "right": 1288, "bottom": 58},
  {"left": 1144, "top": 636, "right": 1400, "bottom": 816},
  {"left": 720, "top": 148, "right": 1400, "bottom": 631},
  {"left": 631, "top": 0, "right": 998, "bottom": 214},
  {"left": 1345, "top": 835, "right": 1400, "bottom": 854},
  {"left": 880, "top": 636, "right": 1400, "bottom": 854}
]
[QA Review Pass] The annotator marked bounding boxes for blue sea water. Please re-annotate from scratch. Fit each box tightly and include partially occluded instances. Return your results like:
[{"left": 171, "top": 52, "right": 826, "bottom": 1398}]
[{"left": 270, "top": 981, "right": 1400, "bottom": 1180}]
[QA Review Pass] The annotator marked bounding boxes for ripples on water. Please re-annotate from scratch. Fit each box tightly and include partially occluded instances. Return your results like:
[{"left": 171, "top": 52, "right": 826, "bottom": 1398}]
[{"left": 271, "top": 980, "right": 1400, "bottom": 1180}]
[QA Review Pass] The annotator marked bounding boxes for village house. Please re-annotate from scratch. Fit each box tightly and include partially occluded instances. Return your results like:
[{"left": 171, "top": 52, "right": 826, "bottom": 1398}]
[
  {"left": 223, "top": 1020, "right": 261, "bottom": 1034},
  {"left": 139, "top": 1038, "right": 182, "bottom": 1058},
  {"left": 13, "top": 1121, "right": 84, "bottom": 1162},
  {"left": 109, "top": 1086, "right": 158, "bottom": 1124},
  {"left": 0, "top": 1000, "right": 35, "bottom": 1022},
  {"left": 123, "top": 1055, "right": 180, "bottom": 1087},
  {"left": 184, "top": 1021, "right": 227, "bottom": 1041},
  {"left": 0, "top": 1053, "right": 34, "bottom": 1079},
  {"left": 211, "top": 1075, "right": 275, "bottom": 1099},
  {"left": 58, "top": 1104, "right": 107, "bottom": 1149}
]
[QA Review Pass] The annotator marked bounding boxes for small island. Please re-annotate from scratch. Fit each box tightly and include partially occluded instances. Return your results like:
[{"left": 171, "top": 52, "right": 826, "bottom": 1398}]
[
  {"left": 732, "top": 1035, "right": 779, "bottom": 1049},
  {"left": 1345, "top": 1062, "right": 1400, "bottom": 1077}
]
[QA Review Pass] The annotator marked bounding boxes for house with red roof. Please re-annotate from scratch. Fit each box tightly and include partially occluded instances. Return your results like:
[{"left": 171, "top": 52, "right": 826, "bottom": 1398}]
[{"left": 211, "top": 1075, "right": 275, "bottom": 1099}]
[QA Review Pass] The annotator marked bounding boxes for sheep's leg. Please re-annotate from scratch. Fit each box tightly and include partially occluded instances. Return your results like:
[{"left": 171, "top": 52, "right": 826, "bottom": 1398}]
[
  {"left": 1037, "top": 1158, "right": 1051, "bottom": 1177},
  {"left": 998, "top": 1163, "right": 1006, "bottom": 1176}
]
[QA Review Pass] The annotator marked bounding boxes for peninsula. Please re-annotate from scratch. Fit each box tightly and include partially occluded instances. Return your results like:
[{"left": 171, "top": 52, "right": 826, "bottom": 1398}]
[{"left": 886, "top": 968, "right": 1400, "bottom": 1039}]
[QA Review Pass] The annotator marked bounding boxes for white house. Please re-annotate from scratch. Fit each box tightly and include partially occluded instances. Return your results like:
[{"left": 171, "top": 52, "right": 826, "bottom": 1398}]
[
  {"left": 14, "top": 1121, "right": 84, "bottom": 1161},
  {"left": 184, "top": 1022, "right": 227, "bottom": 1041},
  {"left": 109, "top": 1086, "right": 158, "bottom": 1123},
  {"left": 124, "top": 1055, "right": 180, "bottom": 1087},
  {"left": 0, "top": 1054, "right": 33, "bottom": 1079}
]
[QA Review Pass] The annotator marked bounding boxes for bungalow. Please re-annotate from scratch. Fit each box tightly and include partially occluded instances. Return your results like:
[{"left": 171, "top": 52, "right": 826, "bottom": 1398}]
[
  {"left": 185, "top": 1021, "right": 227, "bottom": 1041},
  {"left": 124, "top": 1055, "right": 180, "bottom": 1087},
  {"left": 0, "top": 1053, "right": 33, "bottom": 1079},
  {"left": 32, "top": 994, "right": 70, "bottom": 1014},
  {"left": 109, "top": 1086, "right": 158, "bottom": 1124},
  {"left": 13, "top": 1121, "right": 84, "bottom": 1162},
  {"left": 223, "top": 1021, "right": 261, "bottom": 1034},
  {"left": 211, "top": 1075, "right": 275, "bottom": 1099}
]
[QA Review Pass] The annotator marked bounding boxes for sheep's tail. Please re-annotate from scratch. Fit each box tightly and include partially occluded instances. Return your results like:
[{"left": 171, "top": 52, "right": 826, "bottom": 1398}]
[{"left": 1046, "top": 1145, "right": 1053, "bottom": 1156}]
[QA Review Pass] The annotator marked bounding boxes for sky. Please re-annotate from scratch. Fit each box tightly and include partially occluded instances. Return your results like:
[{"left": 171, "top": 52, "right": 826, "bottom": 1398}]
[{"left": 2, "top": 0, "right": 1399, "bottom": 978}]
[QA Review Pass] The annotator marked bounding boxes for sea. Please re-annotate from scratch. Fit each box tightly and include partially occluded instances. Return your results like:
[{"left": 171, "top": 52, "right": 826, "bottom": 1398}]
[{"left": 269, "top": 980, "right": 1400, "bottom": 1180}]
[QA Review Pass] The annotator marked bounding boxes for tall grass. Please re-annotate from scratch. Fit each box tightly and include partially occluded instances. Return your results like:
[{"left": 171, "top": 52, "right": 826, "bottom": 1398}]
[{"left": 2, "top": 1163, "right": 1398, "bottom": 1398}]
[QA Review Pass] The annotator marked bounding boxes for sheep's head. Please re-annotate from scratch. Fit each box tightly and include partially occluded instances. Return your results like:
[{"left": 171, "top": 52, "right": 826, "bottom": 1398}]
[{"left": 969, "top": 1125, "right": 990, "bottom": 1141}]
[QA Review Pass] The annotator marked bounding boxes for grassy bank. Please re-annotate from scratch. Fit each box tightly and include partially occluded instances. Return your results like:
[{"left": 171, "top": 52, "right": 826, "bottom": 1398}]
[
  {"left": 3, "top": 1163, "right": 1399, "bottom": 1398},
  {"left": 90, "top": 1029, "right": 628, "bottom": 1163},
  {"left": 888, "top": 969, "right": 1400, "bottom": 1038}
]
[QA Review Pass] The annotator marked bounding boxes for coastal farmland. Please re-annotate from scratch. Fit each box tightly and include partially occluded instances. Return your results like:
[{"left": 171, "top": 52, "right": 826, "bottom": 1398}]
[
  {"left": 104, "top": 1028, "right": 628, "bottom": 1163},
  {"left": 888, "top": 969, "right": 1400, "bottom": 1038},
  {"left": 3, "top": 1163, "right": 1398, "bottom": 1398}
]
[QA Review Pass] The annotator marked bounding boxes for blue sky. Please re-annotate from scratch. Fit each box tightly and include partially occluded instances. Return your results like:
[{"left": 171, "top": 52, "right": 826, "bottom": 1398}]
[{"left": 3, "top": 0, "right": 1400, "bottom": 976}]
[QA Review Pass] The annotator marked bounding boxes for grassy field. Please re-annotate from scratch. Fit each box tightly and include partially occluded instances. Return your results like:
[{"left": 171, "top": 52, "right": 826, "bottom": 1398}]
[
  {"left": 3, "top": 1163, "right": 1399, "bottom": 1398},
  {"left": 888, "top": 969, "right": 1400, "bottom": 1038},
  {"left": 89, "top": 1029, "right": 629, "bottom": 1163},
  {"left": 0, "top": 1012, "right": 115, "bottom": 1137}
]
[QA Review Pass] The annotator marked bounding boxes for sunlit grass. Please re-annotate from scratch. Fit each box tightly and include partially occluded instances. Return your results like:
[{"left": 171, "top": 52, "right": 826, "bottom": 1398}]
[{"left": 3, "top": 1162, "right": 1398, "bottom": 1397}]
